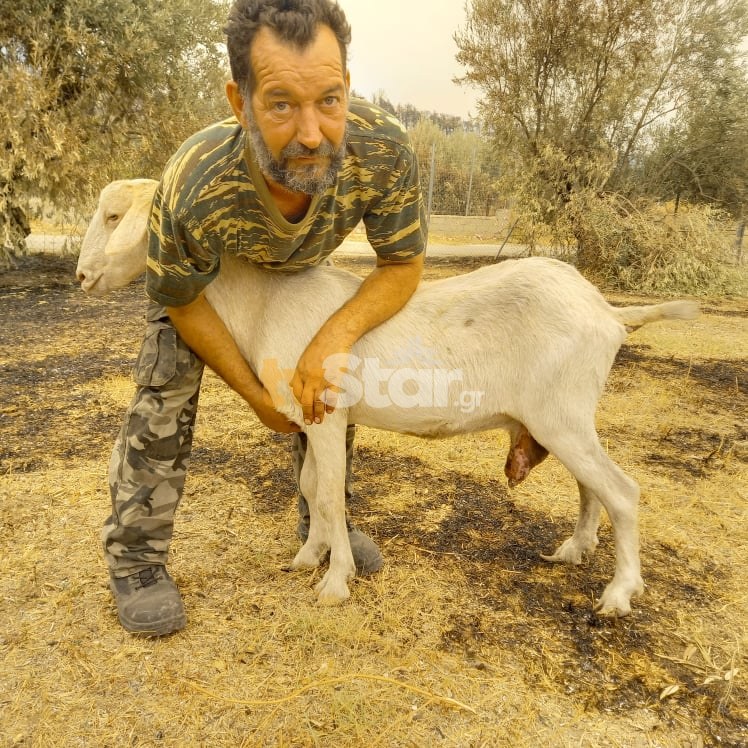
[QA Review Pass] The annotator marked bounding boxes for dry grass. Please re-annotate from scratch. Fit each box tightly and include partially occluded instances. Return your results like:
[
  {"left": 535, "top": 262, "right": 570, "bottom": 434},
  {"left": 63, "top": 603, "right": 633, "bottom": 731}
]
[
  {"left": 571, "top": 197, "right": 743, "bottom": 297},
  {"left": 0, "top": 254, "right": 746, "bottom": 747}
]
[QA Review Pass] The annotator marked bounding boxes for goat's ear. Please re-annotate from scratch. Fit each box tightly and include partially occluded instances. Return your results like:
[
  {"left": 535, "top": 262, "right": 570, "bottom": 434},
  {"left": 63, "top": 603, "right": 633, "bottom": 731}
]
[{"left": 105, "top": 182, "right": 155, "bottom": 256}]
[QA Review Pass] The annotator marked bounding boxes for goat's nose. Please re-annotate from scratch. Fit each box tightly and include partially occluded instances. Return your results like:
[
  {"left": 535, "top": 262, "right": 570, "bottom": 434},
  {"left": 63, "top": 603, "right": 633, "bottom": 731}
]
[{"left": 76, "top": 266, "right": 99, "bottom": 290}]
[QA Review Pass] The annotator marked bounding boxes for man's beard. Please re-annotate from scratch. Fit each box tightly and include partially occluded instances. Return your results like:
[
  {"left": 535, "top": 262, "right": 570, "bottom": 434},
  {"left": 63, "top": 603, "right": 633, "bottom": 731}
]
[{"left": 245, "top": 113, "right": 347, "bottom": 195}]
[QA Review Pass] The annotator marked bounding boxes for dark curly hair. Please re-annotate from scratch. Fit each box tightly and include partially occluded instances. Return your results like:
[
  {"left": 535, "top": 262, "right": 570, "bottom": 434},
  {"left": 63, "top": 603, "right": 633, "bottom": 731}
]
[{"left": 225, "top": 0, "right": 351, "bottom": 96}]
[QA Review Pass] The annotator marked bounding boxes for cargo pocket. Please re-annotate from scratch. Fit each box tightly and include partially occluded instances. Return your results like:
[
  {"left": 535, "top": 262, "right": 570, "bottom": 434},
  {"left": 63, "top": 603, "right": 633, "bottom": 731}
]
[{"left": 133, "top": 323, "right": 178, "bottom": 387}]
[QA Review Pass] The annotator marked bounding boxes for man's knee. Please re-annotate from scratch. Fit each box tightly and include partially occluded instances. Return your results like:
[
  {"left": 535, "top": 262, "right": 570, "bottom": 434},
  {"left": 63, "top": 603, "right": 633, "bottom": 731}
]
[{"left": 111, "top": 307, "right": 203, "bottom": 485}]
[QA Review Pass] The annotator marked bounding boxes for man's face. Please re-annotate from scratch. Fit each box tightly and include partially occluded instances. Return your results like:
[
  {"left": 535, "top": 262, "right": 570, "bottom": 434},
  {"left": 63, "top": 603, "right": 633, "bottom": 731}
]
[{"left": 243, "top": 24, "right": 349, "bottom": 195}]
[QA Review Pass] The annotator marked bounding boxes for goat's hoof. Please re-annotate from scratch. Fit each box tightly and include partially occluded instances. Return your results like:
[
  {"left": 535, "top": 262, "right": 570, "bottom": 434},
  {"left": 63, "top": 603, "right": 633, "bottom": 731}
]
[
  {"left": 540, "top": 550, "right": 582, "bottom": 565},
  {"left": 593, "top": 598, "right": 631, "bottom": 618},
  {"left": 315, "top": 572, "right": 351, "bottom": 606},
  {"left": 540, "top": 536, "right": 598, "bottom": 565},
  {"left": 290, "top": 543, "right": 324, "bottom": 570},
  {"left": 594, "top": 578, "right": 644, "bottom": 617}
]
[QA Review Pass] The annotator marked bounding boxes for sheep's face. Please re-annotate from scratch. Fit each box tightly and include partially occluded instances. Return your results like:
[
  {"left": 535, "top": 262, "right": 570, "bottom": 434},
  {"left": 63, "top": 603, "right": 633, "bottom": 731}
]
[{"left": 76, "top": 179, "right": 157, "bottom": 296}]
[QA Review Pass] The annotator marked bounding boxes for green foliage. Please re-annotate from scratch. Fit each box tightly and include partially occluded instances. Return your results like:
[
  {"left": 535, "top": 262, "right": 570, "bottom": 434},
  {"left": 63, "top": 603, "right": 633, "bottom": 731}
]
[
  {"left": 1, "top": 0, "right": 231, "bottom": 264},
  {"left": 500, "top": 141, "right": 616, "bottom": 227},
  {"left": 457, "top": 0, "right": 748, "bottom": 193},
  {"left": 505, "top": 147, "right": 741, "bottom": 295},
  {"left": 636, "top": 62, "right": 748, "bottom": 216},
  {"left": 455, "top": 0, "right": 748, "bottom": 287},
  {"left": 408, "top": 119, "right": 502, "bottom": 216}
]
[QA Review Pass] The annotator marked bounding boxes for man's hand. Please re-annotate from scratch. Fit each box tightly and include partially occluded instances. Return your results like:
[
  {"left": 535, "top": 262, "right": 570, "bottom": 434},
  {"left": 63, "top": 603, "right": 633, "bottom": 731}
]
[
  {"left": 291, "top": 334, "right": 351, "bottom": 425},
  {"left": 255, "top": 389, "right": 302, "bottom": 433},
  {"left": 289, "top": 254, "right": 424, "bottom": 426}
]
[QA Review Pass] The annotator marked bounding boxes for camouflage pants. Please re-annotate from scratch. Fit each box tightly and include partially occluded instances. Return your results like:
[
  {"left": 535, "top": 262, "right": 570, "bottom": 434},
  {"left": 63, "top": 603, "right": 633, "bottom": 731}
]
[{"left": 103, "top": 303, "right": 356, "bottom": 575}]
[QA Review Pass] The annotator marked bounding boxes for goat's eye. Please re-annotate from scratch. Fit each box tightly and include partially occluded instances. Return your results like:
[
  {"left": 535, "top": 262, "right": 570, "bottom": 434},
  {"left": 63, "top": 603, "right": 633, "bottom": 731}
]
[{"left": 106, "top": 214, "right": 120, "bottom": 224}]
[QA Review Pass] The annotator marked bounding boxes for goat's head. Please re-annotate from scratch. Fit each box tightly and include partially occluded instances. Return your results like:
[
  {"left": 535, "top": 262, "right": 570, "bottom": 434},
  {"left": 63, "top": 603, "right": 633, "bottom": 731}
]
[{"left": 76, "top": 178, "right": 157, "bottom": 295}]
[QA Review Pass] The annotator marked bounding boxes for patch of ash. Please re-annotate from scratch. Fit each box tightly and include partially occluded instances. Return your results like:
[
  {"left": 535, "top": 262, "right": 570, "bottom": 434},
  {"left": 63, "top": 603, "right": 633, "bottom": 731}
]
[
  {"left": 646, "top": 425, "right": 748, "bottom": 476},
  {"left": 351, "top": 446, "right": 743, "bottom": 741}
]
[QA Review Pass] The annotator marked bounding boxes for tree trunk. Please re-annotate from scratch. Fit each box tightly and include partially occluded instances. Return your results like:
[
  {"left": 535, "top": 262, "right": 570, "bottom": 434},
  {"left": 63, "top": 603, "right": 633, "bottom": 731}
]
[
  {"left": 735, "top": 219, "right": 745, "bottom": 264},
  {"left": 0, "top": 187, "right": 31, "bottom": 268}
]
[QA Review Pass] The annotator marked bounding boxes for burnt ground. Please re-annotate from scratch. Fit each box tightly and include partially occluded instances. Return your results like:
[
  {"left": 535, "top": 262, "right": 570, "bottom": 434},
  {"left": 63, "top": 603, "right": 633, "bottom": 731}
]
[{"left": 1, "top": 253, "right": 747, "bottom": 745}]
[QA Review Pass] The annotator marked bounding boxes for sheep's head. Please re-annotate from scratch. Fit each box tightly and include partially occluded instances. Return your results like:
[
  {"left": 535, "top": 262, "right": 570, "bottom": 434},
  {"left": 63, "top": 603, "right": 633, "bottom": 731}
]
[{"left": 76, "top": 178, "right": 158, "bottom": 295}]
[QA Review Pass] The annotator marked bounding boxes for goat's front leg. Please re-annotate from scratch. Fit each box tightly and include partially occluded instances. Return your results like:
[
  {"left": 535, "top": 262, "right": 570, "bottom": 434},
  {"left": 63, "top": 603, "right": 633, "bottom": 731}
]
[
  {"left": 290, "top": 440, "right": 328, "bottom": 570},
  {"left": 312, "top": 426, "right": 356, "bottom": 605},
  {"left": 290, "top": 420, "right": 355, "bottom": 604}
]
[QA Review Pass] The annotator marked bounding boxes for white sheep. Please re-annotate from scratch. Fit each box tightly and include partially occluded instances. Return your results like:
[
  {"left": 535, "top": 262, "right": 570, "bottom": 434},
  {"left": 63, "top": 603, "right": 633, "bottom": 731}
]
[{"left": 77, "top": 178, "right": 700, "bottom": 617}]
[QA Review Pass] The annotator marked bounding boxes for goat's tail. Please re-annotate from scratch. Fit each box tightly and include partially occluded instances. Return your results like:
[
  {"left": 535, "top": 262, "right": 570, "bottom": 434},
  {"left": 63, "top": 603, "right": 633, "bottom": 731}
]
[{"left": 614, "top": 300, "right": 700, "bottom": 332}]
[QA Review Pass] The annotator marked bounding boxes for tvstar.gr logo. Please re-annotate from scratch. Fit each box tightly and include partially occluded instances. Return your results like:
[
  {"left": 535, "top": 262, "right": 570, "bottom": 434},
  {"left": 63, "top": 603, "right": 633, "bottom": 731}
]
[{"left": 261, "top": 337, "right": 485, "bottom": 414}]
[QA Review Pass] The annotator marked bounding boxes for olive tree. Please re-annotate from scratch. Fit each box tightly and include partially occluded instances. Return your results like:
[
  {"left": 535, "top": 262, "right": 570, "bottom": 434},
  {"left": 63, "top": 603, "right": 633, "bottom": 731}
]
[
  {"left": 0, "top": 0, "right": 231, "bottom": 265},
  {"left": 638, "top": 63, "right": 748, "bottom": 217},
  {"left": 454, "top": 0, "right": 748, "bottom": 289},
  {"left": 455, "top": 0, "right": 748, "bottom": 219}
]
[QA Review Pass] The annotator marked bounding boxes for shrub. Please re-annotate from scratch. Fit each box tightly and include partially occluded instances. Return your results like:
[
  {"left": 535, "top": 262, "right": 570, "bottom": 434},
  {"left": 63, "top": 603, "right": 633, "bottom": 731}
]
[{"left": 565, "top": 195, "right": 739, "bottom": 296}]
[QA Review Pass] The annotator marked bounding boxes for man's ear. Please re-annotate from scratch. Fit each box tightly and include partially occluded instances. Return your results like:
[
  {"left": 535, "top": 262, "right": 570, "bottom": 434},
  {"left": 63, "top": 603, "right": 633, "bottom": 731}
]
[{"left": 226, "top": 80, "right": 249, "bottom": 128}]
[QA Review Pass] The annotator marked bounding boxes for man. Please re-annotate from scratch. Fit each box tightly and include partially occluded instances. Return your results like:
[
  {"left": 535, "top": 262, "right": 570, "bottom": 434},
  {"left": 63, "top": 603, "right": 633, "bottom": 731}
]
[{"left": 104, "top": 0, "right": 426, "bottom": 635}]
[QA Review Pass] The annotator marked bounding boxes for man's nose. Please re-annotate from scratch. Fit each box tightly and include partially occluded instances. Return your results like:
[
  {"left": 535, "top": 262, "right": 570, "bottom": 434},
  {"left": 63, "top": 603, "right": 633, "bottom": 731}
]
[{"left": 295, "top": 105, "right": 323, "bottom": 150}]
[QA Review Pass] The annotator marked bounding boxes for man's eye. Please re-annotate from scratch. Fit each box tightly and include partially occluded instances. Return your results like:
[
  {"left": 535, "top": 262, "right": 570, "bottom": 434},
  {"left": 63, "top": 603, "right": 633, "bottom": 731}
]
[
  {"left": 323, "top": 96, "right": 339, "bottom": 106},
  {"left": 273, "top": 102, "right": 290, "bottom": 112}
]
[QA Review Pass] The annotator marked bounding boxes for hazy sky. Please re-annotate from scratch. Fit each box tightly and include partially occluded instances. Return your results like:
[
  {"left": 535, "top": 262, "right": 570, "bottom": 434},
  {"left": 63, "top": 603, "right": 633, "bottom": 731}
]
[{"left": 336, "top": 0, "right": 480, "bottom": 119}]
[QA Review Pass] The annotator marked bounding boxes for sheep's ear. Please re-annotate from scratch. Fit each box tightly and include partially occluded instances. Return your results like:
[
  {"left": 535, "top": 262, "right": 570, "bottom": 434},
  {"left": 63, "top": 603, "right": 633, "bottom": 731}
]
[{"left": 105, "top": 182, "right": 155, "bottom": 256}]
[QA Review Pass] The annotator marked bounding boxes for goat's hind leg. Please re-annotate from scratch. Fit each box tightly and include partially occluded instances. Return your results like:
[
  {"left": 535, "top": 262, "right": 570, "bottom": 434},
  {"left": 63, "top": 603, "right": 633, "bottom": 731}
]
[
  {"left": 591, "top": 462, "right": 645, "bottom": 617},
  {"left": 541, "top": 482, "right": 601, "bottom": 565},
  {"left": 535, "top": 426, "right": 644, "bottom": 616}
]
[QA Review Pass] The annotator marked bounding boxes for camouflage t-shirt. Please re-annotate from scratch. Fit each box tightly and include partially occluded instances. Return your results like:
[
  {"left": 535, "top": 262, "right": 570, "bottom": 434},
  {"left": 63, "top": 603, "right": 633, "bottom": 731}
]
[{"left": 146, "top": 98, "right": 427, "bottom": 307}]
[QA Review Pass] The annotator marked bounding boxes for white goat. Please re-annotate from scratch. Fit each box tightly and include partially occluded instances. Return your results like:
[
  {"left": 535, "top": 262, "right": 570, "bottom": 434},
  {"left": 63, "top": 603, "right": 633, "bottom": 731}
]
[{"left": 77, "top": 179, "right": 700, "bottom": 617}]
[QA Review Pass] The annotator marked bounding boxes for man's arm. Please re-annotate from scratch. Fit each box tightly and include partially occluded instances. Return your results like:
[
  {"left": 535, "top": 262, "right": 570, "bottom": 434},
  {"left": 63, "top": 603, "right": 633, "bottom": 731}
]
[
  {"left": 291, "top": 252, "right": 425, "bottom": 425},
  {"left": 166, "top": 295, "right": 300, "bottom": 433}
]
